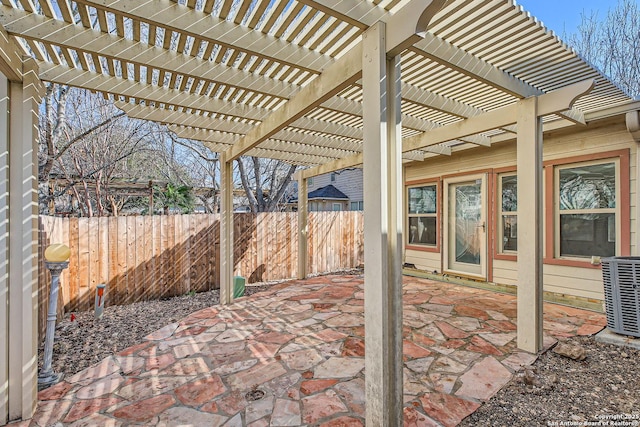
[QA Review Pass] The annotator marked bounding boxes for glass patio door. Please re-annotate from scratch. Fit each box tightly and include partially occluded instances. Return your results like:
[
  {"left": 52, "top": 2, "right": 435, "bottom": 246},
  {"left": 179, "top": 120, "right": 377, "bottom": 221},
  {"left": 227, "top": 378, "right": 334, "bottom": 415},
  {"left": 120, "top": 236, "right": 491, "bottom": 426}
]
[{"left": 444, "top": 175, "right": 487, "bottom": 278}]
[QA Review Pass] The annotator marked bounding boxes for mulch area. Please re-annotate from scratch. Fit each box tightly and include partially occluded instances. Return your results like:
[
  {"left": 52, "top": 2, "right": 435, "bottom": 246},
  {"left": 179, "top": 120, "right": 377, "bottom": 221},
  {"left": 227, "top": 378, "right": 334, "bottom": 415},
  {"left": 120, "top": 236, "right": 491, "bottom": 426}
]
[
  {"left": 38, "top": 283, "right": 273, "bottom": 377},
  {"left": 461, "top": 335, "right": 640, "bottom": 426}
]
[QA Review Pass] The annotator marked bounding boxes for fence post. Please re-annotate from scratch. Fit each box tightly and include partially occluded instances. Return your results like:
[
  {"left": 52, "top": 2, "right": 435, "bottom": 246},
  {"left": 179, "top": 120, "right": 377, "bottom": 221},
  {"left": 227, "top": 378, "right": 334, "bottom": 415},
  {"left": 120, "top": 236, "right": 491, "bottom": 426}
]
[{"left": 297, "top": 174, "right": 308, "bottom": 279}]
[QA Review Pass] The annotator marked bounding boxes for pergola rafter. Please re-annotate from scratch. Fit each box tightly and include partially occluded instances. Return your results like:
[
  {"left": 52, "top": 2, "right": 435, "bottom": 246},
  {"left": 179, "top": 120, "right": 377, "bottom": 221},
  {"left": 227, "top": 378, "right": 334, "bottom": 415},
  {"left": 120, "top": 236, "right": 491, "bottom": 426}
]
[
  {"left": 1, "top": 0, "right": 604, "bottom": 165},
  {"left": 0, "top": 0, "right": 636, "bottom": 424}
]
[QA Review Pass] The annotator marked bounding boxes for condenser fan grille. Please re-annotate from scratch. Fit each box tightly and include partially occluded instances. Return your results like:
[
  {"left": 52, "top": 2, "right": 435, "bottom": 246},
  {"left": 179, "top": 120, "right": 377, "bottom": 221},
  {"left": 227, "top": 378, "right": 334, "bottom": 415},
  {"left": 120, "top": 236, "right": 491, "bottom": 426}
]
[{"left": 601, "top": 257, "right": 640, "bottom": 337}]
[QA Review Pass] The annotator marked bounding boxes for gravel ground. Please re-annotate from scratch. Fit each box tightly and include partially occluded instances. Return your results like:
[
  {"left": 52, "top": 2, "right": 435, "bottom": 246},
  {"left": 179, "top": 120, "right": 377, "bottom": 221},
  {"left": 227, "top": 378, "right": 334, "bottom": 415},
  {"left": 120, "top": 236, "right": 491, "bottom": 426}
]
[
  {"left": 37, "top": 283, "right": 274, "bottom": 377},
  {"left": 40, "top": 274, "right": 640, "bottom": 427},
  {"left": 461, "top": 335, "right": 640, "bottom": 427}
]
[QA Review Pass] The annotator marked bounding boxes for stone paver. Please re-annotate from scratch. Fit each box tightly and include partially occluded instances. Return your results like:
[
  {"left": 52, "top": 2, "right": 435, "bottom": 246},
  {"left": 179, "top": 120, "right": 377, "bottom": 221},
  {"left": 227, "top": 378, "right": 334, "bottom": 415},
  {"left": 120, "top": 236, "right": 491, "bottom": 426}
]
[
  {"left": 112, "top": 394, "right": 175, "bottom": 422},
  {"left": 37, "top": 381, "right": 73, "bottom": 401},
  {"left": 301, "top": 390, "right": 348, "bottom": 424},
  {"left": 455, "top": 356, "right": 512, "bottom": 401},
  {"left": 75, "top": 375, "right": 124, "bottom": 399},
  {"left": 314, "top": 357, "right": 364, "bottom": 378},
  {"left": 280, "top": 348, "right": 323, "bottom": 370},
  {"left": 403, "top": 407, "right": 440, "bottom": 427},
  {"left": 420, "top": 392, "right": 480, "bottom": 427},
  {"left": 245, "top": 396, "right": 274, "bottom": 424},
  {"left": 271, "top": 399, "right": 301, "bottom": 426},
  {"left": 300, "top": 379, "right": 338, "bottom": 395},
  {"left": 63, "top": 397, "right": 122, "bottom": 423},
  {"left": 144, "top": 322, "right": 179, "bottom": 341},
  {"left": 226, "top": 360, "right": 287, "bottom": 390},
  {"left": 174, "top": 375, "right": 226, "bottom": 406},
  {"left": 334, "top": 378, "right": 365, "bottom": 416},
  {"left": 157, "top": 407, "right": 227, "bottom": 426},
  {"left": 25, "top": 275, "right": 604, "bottom": 426}
]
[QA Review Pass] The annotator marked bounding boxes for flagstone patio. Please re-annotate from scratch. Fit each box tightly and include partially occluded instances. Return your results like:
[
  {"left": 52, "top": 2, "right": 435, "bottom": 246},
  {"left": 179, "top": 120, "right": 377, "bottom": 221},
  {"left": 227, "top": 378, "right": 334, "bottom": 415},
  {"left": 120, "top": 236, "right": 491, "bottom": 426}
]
[{"left": 20, "top": 275, "right": 605, "bottom": 427}]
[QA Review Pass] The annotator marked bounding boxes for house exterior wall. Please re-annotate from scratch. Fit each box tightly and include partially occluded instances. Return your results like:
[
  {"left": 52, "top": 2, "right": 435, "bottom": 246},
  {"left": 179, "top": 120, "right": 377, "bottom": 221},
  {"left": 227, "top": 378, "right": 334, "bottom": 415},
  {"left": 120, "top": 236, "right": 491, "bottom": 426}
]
[
  {"left": 308, "top": 199, "right": 349, "bottom": 211},
  {"left": 403, "top": 116, "right": 637, "bottom": 303},
  {"left": 308, "top": 168, "right": 363, "bottom": 210}
]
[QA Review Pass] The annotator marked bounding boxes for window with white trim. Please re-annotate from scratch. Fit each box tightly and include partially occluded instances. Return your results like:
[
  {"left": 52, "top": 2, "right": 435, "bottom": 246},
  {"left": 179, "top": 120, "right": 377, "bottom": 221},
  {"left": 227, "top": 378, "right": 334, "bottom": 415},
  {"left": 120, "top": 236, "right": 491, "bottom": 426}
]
[
  {"left": 350, "top": 201, "right": 364, "bottom": 211},
  {"left": 555, "top": 160, "right": 617, "bottom": 258},
  {"left": 332, "top": 203, "right": 342, "bottom": 211},
  {"left": 499, "top": 174, "right": 517, "bottom": 252},
  {"left": 407, "top": 184, "right": 437, "bottom": 246}
]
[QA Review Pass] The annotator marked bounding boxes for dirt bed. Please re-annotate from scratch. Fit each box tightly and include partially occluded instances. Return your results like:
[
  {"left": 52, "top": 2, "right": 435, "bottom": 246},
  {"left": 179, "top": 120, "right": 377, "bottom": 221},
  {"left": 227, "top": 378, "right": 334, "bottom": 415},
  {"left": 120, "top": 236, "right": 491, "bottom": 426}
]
[
  {"left": 461, "top": 335, "right": 640, "bottom": 427},
  {"left": 38, "top": 283, "right": 273, "bottom": 377}
]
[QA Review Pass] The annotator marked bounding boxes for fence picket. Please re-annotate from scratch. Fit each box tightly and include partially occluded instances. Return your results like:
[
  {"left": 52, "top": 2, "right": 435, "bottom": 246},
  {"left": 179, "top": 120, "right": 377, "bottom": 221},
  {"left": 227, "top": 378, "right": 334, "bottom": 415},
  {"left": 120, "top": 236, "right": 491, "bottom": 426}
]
[{"left": 36, "top": 212, "right": 364, "bottom": 336}]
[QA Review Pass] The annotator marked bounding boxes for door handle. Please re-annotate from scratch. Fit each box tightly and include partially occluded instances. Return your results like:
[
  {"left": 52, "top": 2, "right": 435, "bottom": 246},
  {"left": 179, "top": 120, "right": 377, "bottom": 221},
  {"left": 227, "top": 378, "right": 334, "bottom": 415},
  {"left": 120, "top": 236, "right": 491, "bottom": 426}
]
[{"left": 477, "top": 221, "right": 486, "bottom": 232}]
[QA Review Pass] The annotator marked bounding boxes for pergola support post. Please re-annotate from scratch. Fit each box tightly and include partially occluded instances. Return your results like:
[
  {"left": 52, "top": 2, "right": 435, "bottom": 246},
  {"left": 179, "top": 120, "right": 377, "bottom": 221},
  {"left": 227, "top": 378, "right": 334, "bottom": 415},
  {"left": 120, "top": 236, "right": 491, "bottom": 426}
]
[
  {"left": 297, "top": 174, "right": 308, "bottom": 279},
  {"left": 219, "top": 153, "right": 234, "bottom": 305},
  {"left": 6, "top": 58, "right": 42, "bottom": 422},
  {"left": 516, "top": 96, "right": 544, "bottom": 353},
  {"left": 362, "top": 22, "right": 404, "bottom": 426},
  {"left": 0, "top": 68, "right": 9, "bottom": 427},
  {"left": 626, "top": 111, "right": 640, "bottom": 253}
]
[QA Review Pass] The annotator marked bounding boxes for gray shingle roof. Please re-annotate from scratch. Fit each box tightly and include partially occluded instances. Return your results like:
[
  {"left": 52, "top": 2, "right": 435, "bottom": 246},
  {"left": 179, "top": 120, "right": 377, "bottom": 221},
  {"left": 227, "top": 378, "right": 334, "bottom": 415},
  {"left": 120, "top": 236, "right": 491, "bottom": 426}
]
[{"left": 308, "top": 185, "right": 349, "bottom": 200}]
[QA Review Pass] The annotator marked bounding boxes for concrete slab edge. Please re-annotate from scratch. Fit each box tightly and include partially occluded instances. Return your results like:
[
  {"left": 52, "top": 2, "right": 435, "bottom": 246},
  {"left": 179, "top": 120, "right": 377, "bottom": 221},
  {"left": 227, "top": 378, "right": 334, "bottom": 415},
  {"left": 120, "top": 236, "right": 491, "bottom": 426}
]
[{"left": 595, "top": 328, "right": 640, "bottom": 350}]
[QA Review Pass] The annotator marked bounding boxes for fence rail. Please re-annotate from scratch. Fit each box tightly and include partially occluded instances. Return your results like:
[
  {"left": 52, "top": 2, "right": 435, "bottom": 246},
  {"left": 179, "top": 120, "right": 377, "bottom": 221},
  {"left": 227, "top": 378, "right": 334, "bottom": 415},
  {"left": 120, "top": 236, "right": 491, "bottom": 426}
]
[{"left": 38, "top": 212, "right": 364, "bottom": 335}]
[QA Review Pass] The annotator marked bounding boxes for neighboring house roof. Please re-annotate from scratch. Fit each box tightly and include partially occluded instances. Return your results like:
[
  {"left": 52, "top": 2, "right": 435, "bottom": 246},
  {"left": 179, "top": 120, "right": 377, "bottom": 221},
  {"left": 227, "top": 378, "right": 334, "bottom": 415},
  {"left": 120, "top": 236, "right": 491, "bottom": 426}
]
[
  {"left": 289, "top": 185, "right": 349, "bottom": 202},
  {"left": 308, "top": 185, "right": 349, "bottom": 200}
]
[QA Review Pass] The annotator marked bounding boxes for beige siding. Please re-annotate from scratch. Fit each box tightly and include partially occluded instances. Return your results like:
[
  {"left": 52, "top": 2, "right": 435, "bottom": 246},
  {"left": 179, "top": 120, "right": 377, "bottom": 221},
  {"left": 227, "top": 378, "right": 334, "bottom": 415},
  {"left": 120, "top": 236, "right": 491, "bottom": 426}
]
[
  {"left": 492, "top": 259, "right": 518, "bottom": 285},
  {"left": 404, "top": 118, "right": 637, "bottom": 303},
  {"left": 542, "top": 264, "right": 605, "bottom": 300},
  {"left": 405, "top": 250, "right": 440, "bottom": 273},
  {"left": 493, "top": 259, "right": 603, "bottom": 300}
]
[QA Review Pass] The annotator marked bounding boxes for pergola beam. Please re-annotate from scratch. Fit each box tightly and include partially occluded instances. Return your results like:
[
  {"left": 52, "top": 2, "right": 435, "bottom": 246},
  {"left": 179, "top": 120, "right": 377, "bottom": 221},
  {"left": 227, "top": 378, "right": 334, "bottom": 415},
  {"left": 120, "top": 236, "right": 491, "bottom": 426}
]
[
  {"left": 118, "top": 101, "right": 366, "bottom": 151},
  {"left": 120, "top": 101, "right": 426, "bottom": 162},
  {"left": 75, "top": 0, "right": 329, "bottom": 72},
  {"left": 299, "top": 154, "right": 363, "bottom": 179},
  {"left": 294, "top": 0, "right": 540, "bottom": 98},
  {"left": 44, "top": 64, "right": 392, "bottom": 151},
  {"left": 295, "top": 0, "right": 586, "bottom": 125},
  {"left": 117, "top": 102, "right": 255, "bottom": 134},
  {"left": 403, "top": 79, "right": 595, "bottom": 152},
  {"left": 170, "top": 125, "right": 356, "bottom": 162},
  {"left": 224, "top": 0, "right": 448, "bottom": 162},
  {"left": 1, "top": 6, "right": 528, "bottom": 142},
  {"left": 3, "top": 5, "right": 522, "bottom": 157},
  {"left": 411, "top": 34, "right": 540, "bottom": 98},
  {"left": 0, "top": 6, "right": 297, "bottom": 99},
  {"left": 119, "top": 101, "right": 338, "bottom": 150},
  {"left": 401, "top": 82, "right": 517, "bottom": 134},
  {"left": 0, "top": 25, "right": 22, "bottom": 82},
  {"left": 225, "top": 43, "right": 364, "bottom": 160},
  {"left": 38, "top": 62, "right": 271, "bottom": 121},
  {"left": 301, "top": 79, "right": 595, "bottom": 176}
]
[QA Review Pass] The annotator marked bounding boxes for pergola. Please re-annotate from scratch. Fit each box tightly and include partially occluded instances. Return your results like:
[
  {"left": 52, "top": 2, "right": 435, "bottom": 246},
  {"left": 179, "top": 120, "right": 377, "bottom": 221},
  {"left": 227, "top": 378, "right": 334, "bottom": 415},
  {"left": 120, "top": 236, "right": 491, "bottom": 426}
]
[{"left": 0, "top": 0, "right": 633, "bottom": 424}]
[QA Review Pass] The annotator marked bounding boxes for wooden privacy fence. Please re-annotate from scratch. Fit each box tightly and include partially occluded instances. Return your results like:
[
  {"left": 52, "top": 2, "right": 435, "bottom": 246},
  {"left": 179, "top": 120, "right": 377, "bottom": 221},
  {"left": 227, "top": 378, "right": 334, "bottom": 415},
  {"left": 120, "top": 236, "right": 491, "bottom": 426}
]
[{"left": 38, "top": 212, "right": 364, "bottom": 334}]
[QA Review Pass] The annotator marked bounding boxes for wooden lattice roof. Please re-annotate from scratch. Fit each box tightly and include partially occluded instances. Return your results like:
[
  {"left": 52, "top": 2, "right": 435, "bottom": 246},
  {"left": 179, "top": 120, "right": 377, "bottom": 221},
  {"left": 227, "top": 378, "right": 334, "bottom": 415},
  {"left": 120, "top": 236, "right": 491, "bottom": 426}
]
[{"left": 0, "top": 0, "right": 634, "bottom": 168}]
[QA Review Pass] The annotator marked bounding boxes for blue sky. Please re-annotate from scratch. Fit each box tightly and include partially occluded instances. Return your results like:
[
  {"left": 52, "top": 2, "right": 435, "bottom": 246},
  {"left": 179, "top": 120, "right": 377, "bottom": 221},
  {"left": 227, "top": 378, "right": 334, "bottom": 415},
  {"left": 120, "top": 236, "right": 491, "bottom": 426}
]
[{"left": 517, "top": 0, "right": 622, "bottom": 38}]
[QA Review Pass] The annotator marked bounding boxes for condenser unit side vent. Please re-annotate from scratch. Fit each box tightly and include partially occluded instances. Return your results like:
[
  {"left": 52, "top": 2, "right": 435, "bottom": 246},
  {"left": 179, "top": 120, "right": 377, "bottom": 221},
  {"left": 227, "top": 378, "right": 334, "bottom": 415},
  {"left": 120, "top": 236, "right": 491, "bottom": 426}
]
[{"left": 601, "top": 257, "right": 640, "bottom": 338}]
